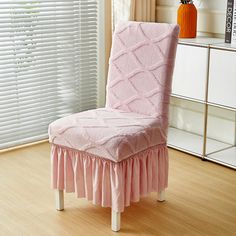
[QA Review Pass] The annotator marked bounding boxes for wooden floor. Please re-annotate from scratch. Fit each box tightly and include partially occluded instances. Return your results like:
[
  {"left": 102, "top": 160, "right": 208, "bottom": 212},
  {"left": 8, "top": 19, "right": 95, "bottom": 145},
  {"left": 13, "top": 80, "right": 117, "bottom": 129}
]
[{"left": 0, "top": 143, "right": 235, "bottom": 236}]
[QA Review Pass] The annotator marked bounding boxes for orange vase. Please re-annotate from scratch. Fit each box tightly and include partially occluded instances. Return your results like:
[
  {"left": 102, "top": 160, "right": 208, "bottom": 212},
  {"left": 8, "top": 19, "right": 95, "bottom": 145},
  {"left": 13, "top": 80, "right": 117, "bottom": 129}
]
[{"left": 177, "top": 3, "right": 197, "bottom": 38}]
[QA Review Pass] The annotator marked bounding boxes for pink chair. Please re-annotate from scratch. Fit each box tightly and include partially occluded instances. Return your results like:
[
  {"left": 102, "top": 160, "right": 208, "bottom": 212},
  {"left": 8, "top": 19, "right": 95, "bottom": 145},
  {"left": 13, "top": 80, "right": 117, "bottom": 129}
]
[{"left": 49, "top": 21, "right": 179, "bottom": 231}]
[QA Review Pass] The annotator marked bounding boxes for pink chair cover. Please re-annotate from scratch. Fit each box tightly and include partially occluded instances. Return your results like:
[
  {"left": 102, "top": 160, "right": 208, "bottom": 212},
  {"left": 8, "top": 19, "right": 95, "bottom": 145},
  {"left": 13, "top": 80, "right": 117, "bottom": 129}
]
[
  {"left": 49, "top": 21, "right": 179, "bottom": 212},
  {"left": 51, "top": 143, "right": 168, "bottom": 212},
  {"left": 49, "top": 108, "right": 166, "bottom": 162},
  {"left": 106, "top": 22, "right": 179, "bottom": 132}
]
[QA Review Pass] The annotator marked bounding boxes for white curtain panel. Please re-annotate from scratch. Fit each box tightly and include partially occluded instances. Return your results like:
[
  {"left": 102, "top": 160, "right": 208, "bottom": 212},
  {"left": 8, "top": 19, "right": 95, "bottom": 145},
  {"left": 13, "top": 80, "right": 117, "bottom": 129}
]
[
  {"left": 112, "top": 0, "right": 157, "bottom": 29},
  {"left": 112, "top": 0, "right": 131, "bottom": 28},
  {"left": 0, "top": 0, "right": 99, "bottom": 149}
]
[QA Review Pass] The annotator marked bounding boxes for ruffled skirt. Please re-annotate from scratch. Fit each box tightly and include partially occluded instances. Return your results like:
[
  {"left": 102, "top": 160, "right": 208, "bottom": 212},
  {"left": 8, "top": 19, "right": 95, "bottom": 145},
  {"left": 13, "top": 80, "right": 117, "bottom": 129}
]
[{"left": 51, "top": 144, "right": 168, "bottom": 212}]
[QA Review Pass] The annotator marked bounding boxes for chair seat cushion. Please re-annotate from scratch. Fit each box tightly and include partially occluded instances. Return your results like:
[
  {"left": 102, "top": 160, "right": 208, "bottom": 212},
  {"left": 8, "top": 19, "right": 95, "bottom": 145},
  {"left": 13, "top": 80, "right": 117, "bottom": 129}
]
[{"left": 48, "top": 108, "right": 166, "bottom": 162}]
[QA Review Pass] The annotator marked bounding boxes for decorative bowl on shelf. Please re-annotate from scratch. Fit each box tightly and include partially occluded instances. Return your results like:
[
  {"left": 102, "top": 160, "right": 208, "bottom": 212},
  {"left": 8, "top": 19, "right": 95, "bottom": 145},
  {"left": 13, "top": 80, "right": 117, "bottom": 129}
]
[{"left": 177, "top": 0, "right": 197, "bottom": 38}]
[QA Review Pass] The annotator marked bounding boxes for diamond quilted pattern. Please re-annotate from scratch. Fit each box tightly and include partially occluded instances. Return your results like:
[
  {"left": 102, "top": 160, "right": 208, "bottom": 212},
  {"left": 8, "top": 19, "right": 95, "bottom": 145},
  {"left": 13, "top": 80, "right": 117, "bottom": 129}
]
[
  {"left": 49, "top": 108, "right": 165, "bottom": 162},
  {"left": 110, "top": 80, "right": 137, "bottom": 101},
  {"left": 134, "top": 44, "right": 162, "bottom": 67},
  {"left": 106, "top": 22, "right": 179, "bottom": 125},
  {"left": 49, "top": 22, "right": 179, "bottom": 162},
  {"left": 129, "top": 71, "right": 157, "bottom": 93},
  {"left": 117, "top": 24, "right": 147, "bottom": 47},
  {"left": 139, "top": 23, "right": 168, "bottom": 40},
  {"left": 113, "top": 53, "right": 139, "bottom": 75}
]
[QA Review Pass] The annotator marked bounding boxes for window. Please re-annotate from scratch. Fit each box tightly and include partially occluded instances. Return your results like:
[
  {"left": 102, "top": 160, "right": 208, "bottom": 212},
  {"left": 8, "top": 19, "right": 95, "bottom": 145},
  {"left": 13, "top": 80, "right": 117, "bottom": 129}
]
[{"left": 0, "top": 0, "right": 99, "bottom": 149}]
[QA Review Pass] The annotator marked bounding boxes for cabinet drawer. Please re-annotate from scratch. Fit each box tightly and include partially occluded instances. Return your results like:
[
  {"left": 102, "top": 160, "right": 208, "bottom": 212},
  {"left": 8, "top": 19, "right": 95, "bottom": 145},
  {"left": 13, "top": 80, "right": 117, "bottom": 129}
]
[
  {"left": 172, "top": 44, "right": 208, "bottom": 101},
  {"left": 208, "top": 49, "right": 236, "bottom": 108}
]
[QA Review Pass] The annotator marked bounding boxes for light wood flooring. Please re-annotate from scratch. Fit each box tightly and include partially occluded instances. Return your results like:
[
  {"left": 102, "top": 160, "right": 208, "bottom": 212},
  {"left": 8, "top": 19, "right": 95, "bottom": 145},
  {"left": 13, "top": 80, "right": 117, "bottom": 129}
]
[{"left": 0, "top": 142, "right": 235, "bottom": 236}]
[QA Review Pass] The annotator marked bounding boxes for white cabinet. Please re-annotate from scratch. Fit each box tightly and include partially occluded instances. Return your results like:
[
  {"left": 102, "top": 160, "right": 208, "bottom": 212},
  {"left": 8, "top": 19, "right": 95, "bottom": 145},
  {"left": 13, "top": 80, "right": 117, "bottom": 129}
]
[
  {"left": 168, "top": 97, "right": 205, "bottom": 156},
  {"left": 172, "top": 44, "right": 208, "bottom": 101},
  {"left": 208, "top": 49, "right": 236, "bottom": 109},
  {"left": 168, "top": 38, "right": 236, "bottom": 169},
  {"left": 206, "top": 105, "right": 236, "bottom": 168}
]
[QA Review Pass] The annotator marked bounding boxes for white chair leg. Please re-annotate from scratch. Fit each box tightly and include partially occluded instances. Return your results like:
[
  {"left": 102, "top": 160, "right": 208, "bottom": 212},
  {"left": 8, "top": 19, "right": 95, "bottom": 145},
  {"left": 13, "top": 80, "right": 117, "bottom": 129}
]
[
  {"left": 55, "top": 190, "right": 64, "bottom": 211},
  {"left": 111, "top": 210, "right": 121, "bottom": 232},
  {"left": 157, "top": 190, "right": 165, "bottom": 202}
]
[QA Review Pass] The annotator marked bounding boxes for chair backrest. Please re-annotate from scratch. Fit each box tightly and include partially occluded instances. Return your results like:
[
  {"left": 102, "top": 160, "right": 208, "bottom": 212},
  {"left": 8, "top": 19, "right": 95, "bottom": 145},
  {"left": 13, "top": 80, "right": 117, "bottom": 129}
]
[{"left": 106, "top": 21, "right": 179, "bottom": 128}]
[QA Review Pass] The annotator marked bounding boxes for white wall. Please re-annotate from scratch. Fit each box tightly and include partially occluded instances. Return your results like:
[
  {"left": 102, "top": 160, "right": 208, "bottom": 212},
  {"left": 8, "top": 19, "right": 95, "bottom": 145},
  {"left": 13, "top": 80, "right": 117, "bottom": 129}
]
[{"left": 156, "top": 0, "right": 227, "bottom": 37}]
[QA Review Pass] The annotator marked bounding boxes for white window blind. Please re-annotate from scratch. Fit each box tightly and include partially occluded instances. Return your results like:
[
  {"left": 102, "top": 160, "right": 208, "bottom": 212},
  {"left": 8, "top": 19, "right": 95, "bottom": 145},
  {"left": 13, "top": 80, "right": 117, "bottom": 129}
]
[{"left": 0, "top": 0, "right": 99, "bottom": 149}]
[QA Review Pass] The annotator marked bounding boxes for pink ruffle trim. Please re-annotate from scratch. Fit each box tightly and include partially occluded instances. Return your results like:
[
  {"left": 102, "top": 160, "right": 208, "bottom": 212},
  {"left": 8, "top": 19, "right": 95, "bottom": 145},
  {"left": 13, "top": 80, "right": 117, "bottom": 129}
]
[{"left": 51, "top": 144, "right": 169, "bottom": 212}]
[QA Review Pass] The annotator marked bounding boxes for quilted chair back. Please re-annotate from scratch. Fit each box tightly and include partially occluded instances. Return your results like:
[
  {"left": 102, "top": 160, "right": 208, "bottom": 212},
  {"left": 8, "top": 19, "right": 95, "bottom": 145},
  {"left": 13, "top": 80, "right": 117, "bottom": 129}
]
[{"left": 106, "top": 21, "right": 179, "bottom": 129}]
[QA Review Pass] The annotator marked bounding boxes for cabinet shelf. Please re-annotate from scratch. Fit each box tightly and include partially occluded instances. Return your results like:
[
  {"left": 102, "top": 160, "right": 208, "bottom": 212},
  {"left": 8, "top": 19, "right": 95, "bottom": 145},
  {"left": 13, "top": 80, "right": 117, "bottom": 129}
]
[
  {"left": 172, "top": 93, "right": 236, "bottom": 112},
  {"left": 206, "top": 147, "right": 236, "bottom": 169},
  {"left": 171, "top": 94, "right": 206, "bottom": 104},
  {"left": 207, "top": 101, "right": 236, "bottom": 112},
  {"left": 170, "top": 37, "right": 236, "bottom": 169},
  {"left": 178, "top": 37, "right": 224, "bottom": 47},
  {"left": 168, "top": 127, "right": 232, "bottom": 157}
]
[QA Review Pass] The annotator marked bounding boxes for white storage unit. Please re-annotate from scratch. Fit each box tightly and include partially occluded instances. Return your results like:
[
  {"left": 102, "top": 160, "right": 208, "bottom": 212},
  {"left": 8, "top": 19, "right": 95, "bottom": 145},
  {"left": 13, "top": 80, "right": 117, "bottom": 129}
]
[
  {"left": 208, "top": 47, "right": 236, "bottom": 109},
  {"left": 172, "top": 44, "right": 208, "bottom": 101},
  {"left": 168, "top": 38, "right": 236, "bottom": 169},
  {"left": 169, "top": 97, "right": 205, "bottom": 156}
]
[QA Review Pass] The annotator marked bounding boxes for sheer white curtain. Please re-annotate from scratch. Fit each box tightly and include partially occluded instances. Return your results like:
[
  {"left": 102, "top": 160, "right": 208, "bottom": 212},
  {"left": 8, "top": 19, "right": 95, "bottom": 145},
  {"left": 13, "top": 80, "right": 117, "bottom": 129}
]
[
  {"left": 112, "top": 0, "right": 131, "bottom": 28},
  {"left": 112, "top": 0, "right": 157, "bottom": 28},
  {"left": 0, "top": 0, "right": 99, "bottom": 149}
]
